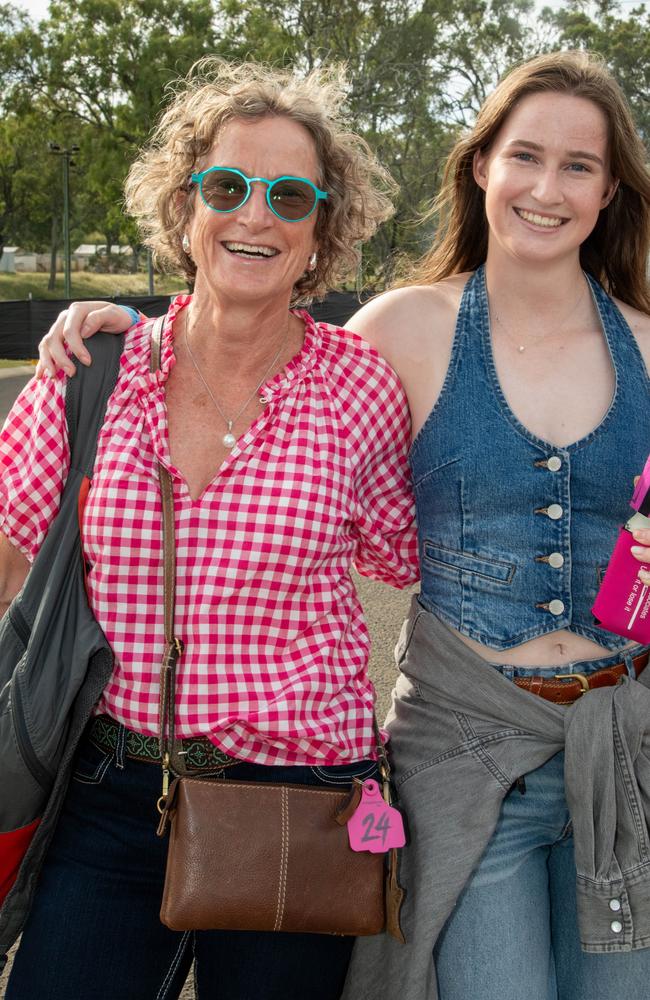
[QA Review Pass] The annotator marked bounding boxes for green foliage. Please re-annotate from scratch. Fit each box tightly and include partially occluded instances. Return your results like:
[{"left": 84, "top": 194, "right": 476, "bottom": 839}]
[
  {"left": 548, "top": 0, "right": 650, "bottom": 142},
  {"left": 0, "top": 0, "right": 224, "bottom": 264},
  {"left": 0, "top": 0, "right": 648, "bottom": 287},
  {"left": 2, "top": 0, "right": 220, "bottom": 143},
  {"left": 0, "top": 112, "right": 62, "bottom": 251}
]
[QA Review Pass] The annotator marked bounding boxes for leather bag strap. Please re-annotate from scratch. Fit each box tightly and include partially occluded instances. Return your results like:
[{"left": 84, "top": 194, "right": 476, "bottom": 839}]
[{"left": 149, "top": 317, "right": 184, "bottom": 804}]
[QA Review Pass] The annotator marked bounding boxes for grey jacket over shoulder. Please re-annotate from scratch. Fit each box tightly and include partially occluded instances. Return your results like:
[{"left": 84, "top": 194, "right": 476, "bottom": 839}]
[
  {"left": 0, "top": 334, "right": 124, "bottom": 971},
  {"left": 343, "top": 597, "right": 650, "bottom": 1000}
]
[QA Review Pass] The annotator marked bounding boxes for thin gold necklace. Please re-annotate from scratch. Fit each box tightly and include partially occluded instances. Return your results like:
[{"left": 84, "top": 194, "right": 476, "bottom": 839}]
[
  {"left": 184, "top": 317, "right": 288, "bottom": 449},
  {"left": 490, "top": 282, "right": 588, "bottom": 353}
]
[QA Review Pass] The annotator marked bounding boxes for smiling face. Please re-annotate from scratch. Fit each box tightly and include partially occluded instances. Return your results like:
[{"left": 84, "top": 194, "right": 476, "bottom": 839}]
[
  {"left": 473, "top": 92, "right": 618, "bottom": 267},
  {"left": 185, "top": 115, "right": 321, "bottom": 309}
]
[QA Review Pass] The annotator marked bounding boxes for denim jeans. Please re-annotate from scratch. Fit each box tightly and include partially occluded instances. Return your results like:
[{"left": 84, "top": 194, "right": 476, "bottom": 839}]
[
  {"left": 6, "top": 725, "right": 378, "bottom": 1000},
  {"left": 434, "top": 656, "right": 650, "bottom": 1000}
]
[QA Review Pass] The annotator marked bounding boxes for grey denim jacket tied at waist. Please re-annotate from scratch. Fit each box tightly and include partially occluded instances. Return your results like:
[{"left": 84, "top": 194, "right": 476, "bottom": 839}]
[{"left": 343, "top": 597, "right": 650, "bottom": 1000}]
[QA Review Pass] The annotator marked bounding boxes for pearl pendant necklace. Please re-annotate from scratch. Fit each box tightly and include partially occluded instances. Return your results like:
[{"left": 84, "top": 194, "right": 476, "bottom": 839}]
[
  {"left": 184, "top": 317, "right": 288, "bottom": 450},
  {"left": 222, "top": 423, "right": 237, "bottom": 449}
]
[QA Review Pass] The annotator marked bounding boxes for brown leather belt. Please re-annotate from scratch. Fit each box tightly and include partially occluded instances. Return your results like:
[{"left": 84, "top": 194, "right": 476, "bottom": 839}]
[{"left": 514, "top": 651, "right": 649, "bottom": 705}]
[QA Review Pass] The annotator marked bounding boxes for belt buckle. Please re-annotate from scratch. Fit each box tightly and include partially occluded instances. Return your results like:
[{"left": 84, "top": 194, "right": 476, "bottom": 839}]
[{"left": 553, "top": 671, "right": 590, "bottom": 694}]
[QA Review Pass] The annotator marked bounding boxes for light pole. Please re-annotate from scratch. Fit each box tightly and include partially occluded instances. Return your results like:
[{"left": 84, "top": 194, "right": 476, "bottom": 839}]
[{"left": 48, "top": 142, "right": 79, "bottom": 298}]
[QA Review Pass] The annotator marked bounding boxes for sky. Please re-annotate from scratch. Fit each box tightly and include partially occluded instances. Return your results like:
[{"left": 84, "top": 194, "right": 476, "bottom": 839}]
[{"left": 16, "top": 0, "right": 49, "bottom": 20}]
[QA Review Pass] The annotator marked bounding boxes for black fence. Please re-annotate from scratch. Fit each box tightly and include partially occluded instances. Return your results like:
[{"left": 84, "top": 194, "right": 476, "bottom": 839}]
[{"left": 0, "top": 291, "right": 363, "bottom": 359}]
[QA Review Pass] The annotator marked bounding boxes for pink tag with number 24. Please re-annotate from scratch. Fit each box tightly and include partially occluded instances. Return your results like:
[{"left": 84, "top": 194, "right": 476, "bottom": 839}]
[{"left": 347, "top": 779, "right": 406, "bottom": 853}]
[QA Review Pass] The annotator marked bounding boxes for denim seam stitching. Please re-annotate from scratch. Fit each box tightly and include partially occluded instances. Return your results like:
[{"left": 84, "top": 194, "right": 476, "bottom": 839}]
[
  {"left": 408, "top": 275, "right": 470, "bottom": 463},
  {"left": 410, "top": 456, "right": 461, "bottom": 489},
  {"left": 397, "top": 727, "right": 527, "bottom": 787},
  {"left": 422, "top": 546, "right": 516, "bottom": 584},
  {"left": 414, "top": 598, "right": 592, "bottom": 650},
  {"left": 309, "top": 763, "right": 377, "bottom": 785},
  {"left": 613, "top": 716, "right": 650, "bottom": 862},
  {"left": 454, "top": 712, "right": 515, "bottom": 790},
  {"left": 71, "top": 750, "right": 113, "bottom": 785},
  {"left": 155, "top": 929, "right": 190, "bottom": 1000},
  {"left": 577, "top": 862, "right": 649, "bottom": 887},
  {"left": 396, "top": 607, "right": 425, "bottom": 665}
]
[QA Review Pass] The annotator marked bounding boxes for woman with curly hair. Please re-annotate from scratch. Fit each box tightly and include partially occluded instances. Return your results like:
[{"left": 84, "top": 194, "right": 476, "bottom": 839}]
[{"left": 0, "top": 60, "right": 418, "bottom": 1000}]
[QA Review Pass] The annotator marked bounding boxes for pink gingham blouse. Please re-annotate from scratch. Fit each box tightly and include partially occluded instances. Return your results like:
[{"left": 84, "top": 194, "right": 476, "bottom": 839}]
[{"left": 0, "top": 296, "right": 418, "bottom": 765}]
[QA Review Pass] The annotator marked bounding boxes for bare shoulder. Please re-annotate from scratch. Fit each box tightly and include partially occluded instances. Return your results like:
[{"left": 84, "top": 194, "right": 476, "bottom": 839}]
[
  {"left": 345, "top": 273, "right": 470, "bottom": 378},
  {"left": 614, "top": 298, "right": 650, "bottom": 369},
  {"left": 345, "top": 272, "right": 471, "bottom": 438}
]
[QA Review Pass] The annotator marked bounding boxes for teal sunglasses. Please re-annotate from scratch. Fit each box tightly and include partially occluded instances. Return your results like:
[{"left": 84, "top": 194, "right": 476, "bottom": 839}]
[{"left": 190, "top": 167, "right": 328, "bottom": 222}]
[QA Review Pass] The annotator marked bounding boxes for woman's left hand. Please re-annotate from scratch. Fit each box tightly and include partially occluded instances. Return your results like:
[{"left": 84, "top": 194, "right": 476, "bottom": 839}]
[{"left": 631, "top": 528, "right": 650, "bottom": 584}]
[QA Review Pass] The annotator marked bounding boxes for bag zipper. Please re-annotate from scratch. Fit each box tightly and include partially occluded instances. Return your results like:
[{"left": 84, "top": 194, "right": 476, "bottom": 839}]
[
  {"left": 10, "top": 671, "right": 53, "bottom": 790},
  {"left": 6, "top": 604, "right": 52, "bottom": 789}
]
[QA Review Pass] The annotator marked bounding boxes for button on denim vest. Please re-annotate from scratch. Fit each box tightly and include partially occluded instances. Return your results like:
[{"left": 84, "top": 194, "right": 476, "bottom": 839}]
[{"left": 410, "top": 265, "right": 650, "bottom": 651}]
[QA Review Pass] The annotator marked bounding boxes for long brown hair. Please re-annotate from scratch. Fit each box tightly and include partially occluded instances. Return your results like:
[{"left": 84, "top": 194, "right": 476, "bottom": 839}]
[{"left": 404, "top": 51, "right": 650, "bottom": 313}]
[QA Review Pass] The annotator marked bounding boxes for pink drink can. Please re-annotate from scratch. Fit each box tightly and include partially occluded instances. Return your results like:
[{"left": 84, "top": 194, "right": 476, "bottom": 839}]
[{"left": 592, "top": 454, "right": 650, "bottom": 643}]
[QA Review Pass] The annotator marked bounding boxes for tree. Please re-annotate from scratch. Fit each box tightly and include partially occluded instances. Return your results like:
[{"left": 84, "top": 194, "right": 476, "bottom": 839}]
[
  {"left": 0, "top": 113, "right": 61, "bottom": 252},
  {"left": 1, "top": 0, "right": 221, "bottom": 144},
  {"left": 547, "top": 0, "right": 650, "bottom": 142},
  {"left": 2, "top": 0, "right": 648, "bottom": 288},
  {"left": 0, "top": 0, "right": 225, "bottom": 281}
]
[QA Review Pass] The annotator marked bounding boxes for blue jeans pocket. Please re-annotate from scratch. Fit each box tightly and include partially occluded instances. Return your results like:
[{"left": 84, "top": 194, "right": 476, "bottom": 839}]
[
  {"left": 309, "top": 760, "right": 379, "bottom": 786},
  {"left": 71, "top": 738, "right": 113, "bottom": 785}
]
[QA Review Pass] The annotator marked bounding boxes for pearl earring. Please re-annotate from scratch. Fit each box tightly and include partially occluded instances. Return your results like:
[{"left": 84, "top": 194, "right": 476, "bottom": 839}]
[
  {"left": 182, "top": 233, "right": 191, "bottom": 254},
  {"left": 308, "top": 252, "right": 317, "bottom": 271}
]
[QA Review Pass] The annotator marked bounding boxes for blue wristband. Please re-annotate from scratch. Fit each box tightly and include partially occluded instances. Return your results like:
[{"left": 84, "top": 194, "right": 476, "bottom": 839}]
[{"left": 121, "top": 306, "right": 140, "bottom": 327}]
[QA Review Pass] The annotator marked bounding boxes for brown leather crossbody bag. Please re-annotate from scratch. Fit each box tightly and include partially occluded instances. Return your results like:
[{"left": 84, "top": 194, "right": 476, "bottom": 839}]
[{"left": 150, "top": 317, "right": 406, "bottom": 940}]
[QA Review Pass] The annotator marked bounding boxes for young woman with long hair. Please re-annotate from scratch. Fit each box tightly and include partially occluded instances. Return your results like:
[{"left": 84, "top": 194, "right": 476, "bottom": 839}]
[{"left": 341, "top": 49, "right": 650, "bottom": 1000}]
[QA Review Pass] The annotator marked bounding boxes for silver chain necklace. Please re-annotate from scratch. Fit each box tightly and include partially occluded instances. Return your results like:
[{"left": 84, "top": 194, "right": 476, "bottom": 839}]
[{"left": 184, "top": 318, "right": 288, "bottom": 449}]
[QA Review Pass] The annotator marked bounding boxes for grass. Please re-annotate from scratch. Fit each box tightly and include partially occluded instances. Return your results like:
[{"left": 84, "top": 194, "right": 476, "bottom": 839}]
[
  {"left": 0, "top": 271, "right": 187, "bottom": 301},
  {"left": 0, "top": 359, "right": 36, "bottom": 368}
]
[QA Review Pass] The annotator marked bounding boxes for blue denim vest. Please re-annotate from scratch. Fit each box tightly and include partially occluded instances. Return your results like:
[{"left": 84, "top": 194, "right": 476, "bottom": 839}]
[{"left": 410, "top": 265, "right": 650, "bottom": 650}]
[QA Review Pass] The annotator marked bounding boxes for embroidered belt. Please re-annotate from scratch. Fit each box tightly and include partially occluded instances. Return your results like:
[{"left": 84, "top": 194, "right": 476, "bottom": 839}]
[
  {"left": 87, "top": 715, "right": 240, "bottom": 772},
  {"left": 513, "top": 651, "right": 649, "bottom": 705}
]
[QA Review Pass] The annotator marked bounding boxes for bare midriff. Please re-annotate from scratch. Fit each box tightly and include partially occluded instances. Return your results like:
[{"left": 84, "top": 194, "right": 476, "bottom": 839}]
[{"left": 452, "top": 626, "right": 635, "bottom": 667}]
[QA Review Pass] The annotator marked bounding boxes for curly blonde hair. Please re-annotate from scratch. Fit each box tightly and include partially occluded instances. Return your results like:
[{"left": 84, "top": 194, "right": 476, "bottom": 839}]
[{"left": 124, "top": 58, "right": 396, "bottom": 305}]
